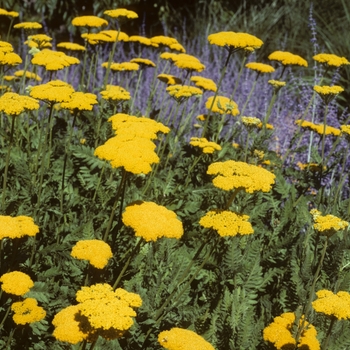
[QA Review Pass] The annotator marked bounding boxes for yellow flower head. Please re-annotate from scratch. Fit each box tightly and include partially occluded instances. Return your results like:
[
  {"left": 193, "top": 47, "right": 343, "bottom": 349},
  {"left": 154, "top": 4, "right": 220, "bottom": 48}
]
[
  {"left": 313, "top": 85, "right": 344, "bottom": 104},
  {"left": 72, "top": 15, "right": 108, "bottom": 28},
  {"left": 129, "top": 35, "right": 155, "bottom": 46},
  {"left": 0, "top": 50, "right": 22, "bottom": 66},
  {"left": 122, "top": 201, "right": 184, "bottom": 241},
  {"left": 0, "top": 271, "right": 34, "bottom": 296},
  {"left": 28, "top": 34, "right": 52, "bottom": 45},
  {"left": 151, "top": 35, "right": 179, "bottom": 47},
  {"left": 189, "top": 137, "right": 221, "bottom": 154},
  {"left": 0, "top": 92, "right": 39, "bottom": 116},
  {"left": 208, "top": 31, "right": 263, "bottom": 52},
  {"left": 268, "top": 79, "right": 286, "bottom": 91},
  {"left": 71, "top": 240, "right": 113, "bottom": 269},
  {"left": 173, "top": 53, "right": 205, "bottom": 72},
  {"left": 297, "top": 162, "right": 325, "bottom": 172},
  {"left": 52, "top": 305, "right": 88, "bottom": 344},
  {"left": 313, "top": 53, "right": 350, "bottom": 67},
  {"left": 310, "top": 209, "right": 348, "bottom": 236},
  {"left": 130, "top": 57, "right": 156, "bottom": 67},
  {"left": 190, "top": 76, "right": 217, "bottom": 92},
  {"left": 169, "top": 42, "right": 186, "bottom": 52},
  {"left": 14, "top": 22, "right": 42, "bottom": 30},
  {"left": 0, "top": 8, "right": 19, "bottom": 17},
  {"left": 295, "top": 120, "right": 341, "bottom": 136},
  {"left": 102, "top": 61, "right": 139, "bottom": 71},
  {"left": 245, "top": 62, "right": 275, "bottom": 73},
  {"left": 241, "top": 116, "right": 261, "bottom": 128},
  {"left": 14, "top": 70, "right": 41, "bottom": 81},
  {"left": 158, "top": 327, "right": 215, "bottom": 350},
  {"left": 104, "top": 8, "right": 138, "bottom": 19},
  {"left": 11, "top": 298, "right": 46, "bottom": 325},
  {"left": 205, "top": 96, "right": 240, "bottom": 116},
  {"left": 100, "top": 85, "right": 131, "bottom": 102},
  {"left": 95, "top": 30, "right": 129, "bottom": 43},
  {"left": 166, "top": 84, "right": 203, "bottom": 102},
  {"left": 60, "top": 92, "right": 98, "bottom": 111},
  {"left": 31, "top": 49, "right": 80, "bottom": 71},
  {"left": 157, "top": 73, "right": 182, "bottom": 85},
  {"left": 57, "top": 42, "right": 86, "bottom": 51},
  {"left": 313, "top": 289, "right": 350, "bottom": 319},
  {"left": 0, "top": 215, "right": 39, "bottom": 239},
  {"left": 29, "top": 80, "right": 75, "bottom": 103},
  {"left": 268, "top": 51, "right": 308, "bottom": 67},
  {"left": 0, "top": 41, "right": 14, "bottom": 53},
  {"left": 207, "top": 160, "right": 276, "bottom": 192},
  {"left": 160, "top": 52, "right": 179, "bottom": 62},
  {"left": 199, "top": 210, "right": 254, "bottom": 237}
]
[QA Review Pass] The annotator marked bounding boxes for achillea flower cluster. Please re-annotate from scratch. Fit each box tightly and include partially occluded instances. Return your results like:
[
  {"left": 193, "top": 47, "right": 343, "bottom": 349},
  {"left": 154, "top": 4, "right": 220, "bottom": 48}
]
[
  {"left": 11, "top": 298, "right": 46, "bottom": 325},
  {"left": 268, "top": 51, "right": 308, "bottom": 67},
  {"left": 268, "top": 79, "right": 286, "bottom": 91},
  {"left": 205, "top": 96, "right": 240, "bottom": 115},
  {"left": 122, "top": 201, "right": 183, "bottom": 241},
  {"left": 29, "top": 80, "right": 75, "bottom": 104},
  {"left": 172, "top": 53, "right": 205, "bottom": 72},
  {"left": 295, "top": 120, "right": 341, "bottom": 136},
  {"left": 52, "top": 284, "right": 142, "bottom": 343},
  {"left": 0, "top": 41, "right": 22, "bottom": 66},
  {"left": 245, "top": 62, "right": 275, "bottom": 73},
  {"left": 312, "top": 290, "right": 350, "bottom": 319},
  {"left": 95, "top": 113, "right": 169, "bottom": 174},
  {"left": 208, "top": 31, "right": 263, "bottom": 52},
  {"left": 57, "top": 42, "right": 86, "bottom": 51},
  {"left": 0, "top": 215, "right": 39, "bottom": 239},
  {"left": 158, "top": 327, "right": 215, "bottom": 350},
  {"left": 72, "top": 15, "right": 108, "bottom": 28},
  {"left": 104, "top": 8, "right": 138, "bottom": 19},
  {"left": 207, "top": 160, "right": 276, "bottom": 192},
  {"left": 27, "top": 34, "right": 52, "bottom": 48},
  {"left": 13, "top": 22, "right": 42, "bottom": 29},
  {"left": 82, "top": 31, "right": 129, "bottom": 44},
  {"left": 190, "top": 76, "right": 217, "bottom": 92},
  {"left": 60, "top": 92, "right": 98, "bottom": 111},
  {"left": 157, "top": 73, "right": 182, "bottom": 85},
  {"left": 130, "top": 57, "right": 156, "bottom": 67},
  {"left": 241, "top": 116, "right": 261, "bottom": 128},
  {"left": 263, "top": 312, "right": 320, "bottom": 350},
  {"left": 129, "top": 35, "right": 156, "bottom": 47},
  {"left": 0, "top": 92, "right": 39, "bottom": 115},
  {"left": 31, "top": 49, "right": 80, "bottom": 71},
  {"left": 71, "top": 240, "right": 113, "bottom": 269},
  {"left": 341, "top": 125, "right": 350, "bottom": 140},
  {"left": 102, "top": 61, "right": 139, "bottom": 71},
  {"left": 166, "top": 84, "right": 203, "bottom": 102},
  {"left": 199, "top": 210, "right": 254, "bottom": 237},
  {"left": 310, "top": 209, "right": 348, "bottom": 236},
  {"left": 13, "top": 69, "right": 41, "bottom": 81},
  {"left": 151, "top": 35, "right": 179, "bottom": 48},
  {"left": 0, "top": 8, "right": 18, "bottom": 17},
  {"left": 0, "top": 271, "right": 34, "bottom": 296},
  {"left": 189, "top": 137, "right": 221, "bottom": 154},
  {"left": 100, "top": 85, "right": 130, "bottom": 102},
  {"left": 313, "top": 85, "right": 344, "bottom": 104},
  {"left": 313, "top": 53, "right": 350, "bottom": 67}
]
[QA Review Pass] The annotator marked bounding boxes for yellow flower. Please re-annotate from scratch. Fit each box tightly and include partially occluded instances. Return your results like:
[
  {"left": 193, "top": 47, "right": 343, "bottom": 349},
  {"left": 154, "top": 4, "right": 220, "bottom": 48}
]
[
  {"left": 122, "top": 201, "right": 183, "bottom": 241},
  {"left": 310, "top": 209, "right": 348, "bottom": 236},
  {"left": 169, "top": 42, "right": 186, "bottom": 52},
  {"left": 268, "top": 51, "right": 308, "bottom": 67},
  {"left": 208, "top": 31, "right": 263, "bottom": 52},
  {"left": 160, "top": 52, "right": 179, "bottom": 62},
  {"left": 205, "top": 96, "right": 240, "bottom": 116},
  {"left": 71, "top": 240, "right": 113, "bottom": 269},
  {"left": 207, "top": 160, "right": 276, "bottom": 192},
  {"left": 100, "top": 85, "right": 131, "bottom": 102},
  {"left": 129, "top": 35, "right": 155, "bottom": 46},
  {"left": 172, "top": 53, "right": 205, "bottom": 72},
  {"left": 241, "top": 116, "right": 261, "bottom": 127},
  {"left": 29, "top": 80, "right": 75, "bottom": 104},
  {"left": 245, "top": 62, "right": 275, "bottom": 73},
  {"left": 190, "top": 76, "right": 217, "bottom": 92},
  {"left": 60, "top": 92, "right": 98, "bottom": 111},
  {"left": 268, "top": 79, "right": 286, "bottom": 92},
  {"left": 11, "top": 298, "right": 46, "bottom": 325},
  {"left": 104, "top": 8, "right": 138, "bottom": 19},
  {"left": 189, "top": 137, "right": 221, "bottom": 154},
  {"left": 102, "top": 61, "right": 139, "bottom": 71},
  {"left": 0, "top": 50, "right": 22, "bottom": 66},
  {"left": 28, "top": 34, "right": 52, "bottom": 45},
  {"left": 313, "top": 289, "right": 350, "bottom": 319},
  {"left": 14, "top": 70, "right": 41, "bottom": 81},
  {"left": 313, "top": 85, "right": 344, "bottom": 104},
  {"left": 0, "top": 215, "right": 39, "bottom": 239},
  {"left": 158, "top": 327, "right": 215, "bottom": 350},
  {"left": 297, "top": 162, "right": 324, "bottom": 172},
  {"left": 31, "top": 49, "right": 80, "bottom": 71},
  {"left": 57, "top": 42, "right": 86, "bottom": 51},
  {"left": 151, "top": 35, "right": 179, "bottom": 47},
  {"left": 52, "top": 305, "right": 88, "bottom": 344},
  {"left": 295, "top": 120, "right": 341, "bottom": 136},
  {"left": 130, "top": 57, "right": 156, "bottom": 67},
  {"left": 13, "top": 22, "right": 42, "bottom": 29},
  {"left": 96, "top": 30, "right": 129, "bottom": 42},
  {"left": 0, "top": 271, "right": 34, "bottom": 296},
  {"left": 166, "top": 84, "right": 203, "bottom": 102},
  {"left": 72, "top": 15, "right": 108, "bottom": 28},
  {"left": 157, "top": 73, "right": 182, "bottom": 85},
  {"left": 0, "top": 41, "right": 14, "bottom": 53},
  {"left": 108, "top": 113, "right": 170, "bottom": 139},
  {"left": 199, "top": 210, "right": 254, "bottom": 236},
  {"left": 0, "top": 8, "right": 19, "bottom": 17},
  {"left": 313, "top": 53, "right": 350, "bottom": 67},
  {"left": 0, "top": 92, "right": 39, "bottom": 115}
]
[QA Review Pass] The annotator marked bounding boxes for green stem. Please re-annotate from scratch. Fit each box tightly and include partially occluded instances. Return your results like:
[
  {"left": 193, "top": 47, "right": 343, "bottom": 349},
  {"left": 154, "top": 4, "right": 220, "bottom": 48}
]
[
  {"left": 0, "top": 303, "right": 11, "bottom": 330},
  {"left": 130, "top": 69, "right": 143, "bottom": 113},
  {"left": 320, "top": 104, "right": 329, "bottom": 168},
  {"left": 240, "top": 74, "right": 259, "bottom": 116},
  {"left": 224, "top": 188, "right": 242, "bottom": 210},
  {"left": 322, "top": 317, "right": 336, "bottom": 350},
  {"left": 103, "top": 29, "right": 120, "bottom": 89}
]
